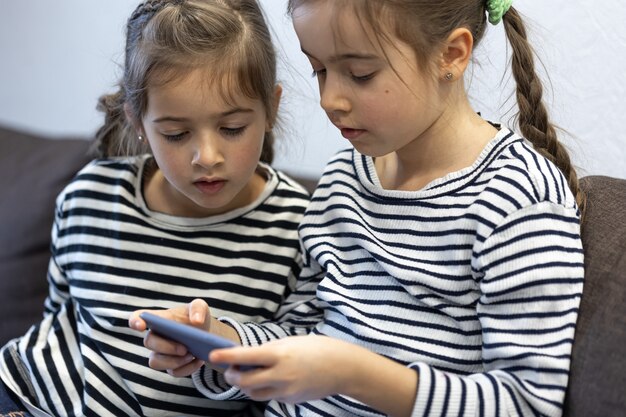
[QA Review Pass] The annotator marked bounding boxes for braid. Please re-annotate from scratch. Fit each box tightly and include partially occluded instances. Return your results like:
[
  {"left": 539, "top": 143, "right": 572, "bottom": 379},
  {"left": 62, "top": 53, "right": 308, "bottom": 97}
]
[
  {"left": 128, "top": 0, "right": 172, "bottom": 28},
  {"left": 261, "top": 132, "right": 275, "bottom": 164},
  {"left": 94, "top": 89, "right": 126, "bottom": 158},
  {"left": 503, "top": 8, "right": 586, "bottom": 216},
  {"left": 125, "top": 0, "right": 184, "bottom": 55},
  {"left": 94, "top": 0, "right": 174, "bottom": 159}
]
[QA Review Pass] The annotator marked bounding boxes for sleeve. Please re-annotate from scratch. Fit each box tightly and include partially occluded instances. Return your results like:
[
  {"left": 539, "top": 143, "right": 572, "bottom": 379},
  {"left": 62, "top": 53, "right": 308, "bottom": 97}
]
[
  {"left": 42, "top": 191, "right": 73, "bottom": 315},
  {"left": 192, "top": 246, "right": 327, "bottom": 399},
  {"left": 410, "top": 201, "right": 584, "bottom": 417}
]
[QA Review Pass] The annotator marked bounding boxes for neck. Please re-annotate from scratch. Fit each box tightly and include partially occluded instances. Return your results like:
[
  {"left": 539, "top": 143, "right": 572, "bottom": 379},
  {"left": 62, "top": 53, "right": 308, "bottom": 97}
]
[{"left": 376, "top": 95, "right": 498, "bottom": 191}]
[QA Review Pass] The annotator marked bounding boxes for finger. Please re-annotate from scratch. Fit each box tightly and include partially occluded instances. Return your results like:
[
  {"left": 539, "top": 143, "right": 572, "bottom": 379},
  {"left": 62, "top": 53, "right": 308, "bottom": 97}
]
[
  {"left": 224, "top": 366, "right": 275, "bottom": 400},
  {"left": 188, "top": 298, "right": 209, "bottom": 325},
  {"left": 128, "top": 309, "right": 147, "bottom": 331},
  {"left": 210, "top": 346, "right": 273, "bottom": 369},
  {"left": 237, "top": 384, "right": 277, "bottom": 402},
  {"left": 148, "top": 351, "right": 196, "bottom": 371},
  {"left": 166, "top": 358, "right": 205, "bottom": 378},
  {"left": 144, "top": 329, "right": 188, "bottom": 356}
]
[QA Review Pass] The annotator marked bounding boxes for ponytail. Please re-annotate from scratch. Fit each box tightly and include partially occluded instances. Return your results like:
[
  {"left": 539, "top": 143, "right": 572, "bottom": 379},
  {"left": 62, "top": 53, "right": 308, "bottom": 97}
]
[
  {"left": 503, "top": 8, "right": 586, "bottom": 216},
  {"left": 93, "top": 86, "right": 149, "bottom": 158},
  {"left": 261, "top": 131, "right": 275, "bottom": 165}
]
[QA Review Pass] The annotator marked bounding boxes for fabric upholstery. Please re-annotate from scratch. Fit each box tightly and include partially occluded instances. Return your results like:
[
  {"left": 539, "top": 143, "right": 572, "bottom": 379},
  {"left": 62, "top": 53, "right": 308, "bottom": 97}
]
[
  {"left": 0, "top": 126, "right": 94, "bottom": 344},
  {"left": 563, "top": 175, "right": 626, "bottom": 416}
]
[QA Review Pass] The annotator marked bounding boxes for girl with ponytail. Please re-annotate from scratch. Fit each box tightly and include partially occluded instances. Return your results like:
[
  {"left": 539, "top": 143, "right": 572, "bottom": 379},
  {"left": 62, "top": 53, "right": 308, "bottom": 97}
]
[{"left": 135, "top": 1, "right": 584, "bottom": 416}]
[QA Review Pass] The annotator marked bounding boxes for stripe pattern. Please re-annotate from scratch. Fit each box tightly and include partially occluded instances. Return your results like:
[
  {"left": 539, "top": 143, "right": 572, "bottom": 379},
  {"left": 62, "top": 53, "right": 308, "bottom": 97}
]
[
  {"left": 196, "top": 128, "right": 584, "bottom": 417},
  {"left": 0, "top": 155, "right": 310, "bottom": 417}
]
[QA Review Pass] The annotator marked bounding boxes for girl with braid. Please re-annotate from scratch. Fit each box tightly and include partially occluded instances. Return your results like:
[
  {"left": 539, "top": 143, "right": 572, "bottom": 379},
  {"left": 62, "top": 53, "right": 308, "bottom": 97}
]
[
  {"left": 0, "top": 0, "right": 310, "bottom": 416},
  {"left": 133, "top": 0, "right": 585, "bottom": 416}
]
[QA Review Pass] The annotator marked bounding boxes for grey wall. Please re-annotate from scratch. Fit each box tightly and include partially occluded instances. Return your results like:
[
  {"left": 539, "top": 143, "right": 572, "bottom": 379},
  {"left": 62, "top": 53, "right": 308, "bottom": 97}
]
[{"left": 1, "top": 0, "right": 624, "bottom": 179}]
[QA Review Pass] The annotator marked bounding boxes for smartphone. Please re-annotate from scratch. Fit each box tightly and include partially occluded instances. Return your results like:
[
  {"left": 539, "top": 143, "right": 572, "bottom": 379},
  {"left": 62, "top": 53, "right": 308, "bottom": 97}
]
[{"left": 140, "top": 311, "right": 239, "bottom": 368}]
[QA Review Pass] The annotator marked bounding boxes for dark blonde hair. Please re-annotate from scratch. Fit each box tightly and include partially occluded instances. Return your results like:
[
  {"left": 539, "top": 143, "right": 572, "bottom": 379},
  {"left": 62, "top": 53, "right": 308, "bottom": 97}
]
[
  {"left": 288, "top": 0, "right": 585, "bottom": 212},
  {"left": 96, "top": 0, "right": 278, "bottom": 164}
]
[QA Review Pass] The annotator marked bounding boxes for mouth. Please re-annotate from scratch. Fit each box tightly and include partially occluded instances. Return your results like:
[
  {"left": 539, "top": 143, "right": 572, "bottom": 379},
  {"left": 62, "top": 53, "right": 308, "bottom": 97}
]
[
  {"left": 193, "top": 178, "right": 226, "bottom": 195},
  {"left": 340, "top": 127, "right": 366, "bottom": 140}
]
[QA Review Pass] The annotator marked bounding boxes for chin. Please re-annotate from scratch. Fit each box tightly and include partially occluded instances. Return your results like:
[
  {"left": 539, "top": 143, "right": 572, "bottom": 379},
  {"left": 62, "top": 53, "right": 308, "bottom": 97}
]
[{"left": 352, "top": 144, "right": 393, "bottom": 158}]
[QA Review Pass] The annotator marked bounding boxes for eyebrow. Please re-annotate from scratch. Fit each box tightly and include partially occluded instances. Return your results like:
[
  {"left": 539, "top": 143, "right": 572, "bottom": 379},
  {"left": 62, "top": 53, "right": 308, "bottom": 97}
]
[
  {"left": 152, "top": 108, "right": 254, "bottom": 123},
  {"left": 300, "top": 47, "right": 379, "bottom": 63}
]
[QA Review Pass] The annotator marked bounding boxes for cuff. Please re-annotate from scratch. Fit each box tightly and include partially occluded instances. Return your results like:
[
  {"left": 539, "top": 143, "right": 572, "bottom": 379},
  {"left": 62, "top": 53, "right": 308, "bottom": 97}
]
[{"left": 410, "top": 362, "right": 477, "bottom": 417}]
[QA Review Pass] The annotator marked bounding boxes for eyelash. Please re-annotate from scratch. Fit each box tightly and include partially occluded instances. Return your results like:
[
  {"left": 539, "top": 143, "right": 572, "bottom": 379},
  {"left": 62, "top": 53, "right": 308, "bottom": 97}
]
[
  {"left": 311, "top": 69, "right": 326, "bottom": 78},
  {"left": 161, "top": 126, "right": 246, "bottom": 142},
  {"left": 351, "top": 72, "right": 375, "bottom": 82},
  {"left": 222, "top": 126, "right": 246, "bottom": 137},
  {"left": 311, "top": 69, "right": 375, "bottom": 83},
  {"left": 163, "top": 132, "right": 186, "bottom": 142}
]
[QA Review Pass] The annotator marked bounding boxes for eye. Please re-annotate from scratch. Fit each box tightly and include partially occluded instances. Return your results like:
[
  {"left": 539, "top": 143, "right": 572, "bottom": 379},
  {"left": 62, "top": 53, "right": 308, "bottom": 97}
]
[
  {"left": 311, "top": 68, "right": 327, "bottom": 78},
  {"left": 162, "top": 132, "right": 187, "bottom": 142},
  {"left": 221, "top": 126, "right": 247, "bottom": 137},
  {"left": 350, "top": 72, "right": 375, "bottom": 83}
]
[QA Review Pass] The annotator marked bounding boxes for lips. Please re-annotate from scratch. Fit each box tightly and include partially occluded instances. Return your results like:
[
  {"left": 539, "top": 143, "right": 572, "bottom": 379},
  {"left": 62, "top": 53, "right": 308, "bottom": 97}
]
[
  {"left": 193, "top": 179, "right": 226, "bottom": 195},
  {"left": 340, "top": 127, "right": 366, "bottom": 140}
]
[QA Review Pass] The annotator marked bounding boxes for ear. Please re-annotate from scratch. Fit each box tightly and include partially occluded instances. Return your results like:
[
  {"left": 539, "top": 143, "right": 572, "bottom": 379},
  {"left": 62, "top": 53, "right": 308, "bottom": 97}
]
[
  {"left": 124, "top": 103, "right": 144, "bottom": 137},
  {"left": 439, "top": 28, "right": 473, "bottom": 81},
  {"left": 267, "top": 84, "right": 283, "bottom": 131}
]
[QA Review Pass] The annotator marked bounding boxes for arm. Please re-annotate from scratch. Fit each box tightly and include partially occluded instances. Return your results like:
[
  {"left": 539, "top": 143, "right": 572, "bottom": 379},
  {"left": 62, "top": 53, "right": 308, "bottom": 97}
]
[
  {"left": 410, "top": 202, "right": 584, "bottom": 416},
  {"left": 211, "top": 202, "right": 584, "bottom": 417},
  {"left": 212, "top": 335, "right": 418, "bottom": 417},
  {"left": 128, "top": 298, "right": 241, "bottom": 377},
  {"left": 128, "top": 245, "right": 325, "bottom": 369},
  {"left": 42, "top": 192, "right": 75, "bottom": 315},
  {"left": 189, "top": 255, "right": 327, "bottom": 399}
]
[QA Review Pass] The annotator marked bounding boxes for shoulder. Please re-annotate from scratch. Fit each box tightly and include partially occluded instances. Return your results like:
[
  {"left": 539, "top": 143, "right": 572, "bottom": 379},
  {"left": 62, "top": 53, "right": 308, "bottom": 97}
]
[
  {"left": 68, "top": 155, "right": 144, "bottom": 182},
  {"left": 55, "top": 155, "right": 146, "bottom": 207},
  {"left": 480, "top": 131, "right": 577, "bottom": 211},
  {"left": 324, "top": 148, "right": 356, "bottom": 173},
  {"left": 464, "top": 130, "right": 581, "bottom": 242},
  {"left": 314, "top": 147, "right": 358, "bottom": 186},
  {"left": 262, "top": 165, "right": 311, "bottom": 211}
]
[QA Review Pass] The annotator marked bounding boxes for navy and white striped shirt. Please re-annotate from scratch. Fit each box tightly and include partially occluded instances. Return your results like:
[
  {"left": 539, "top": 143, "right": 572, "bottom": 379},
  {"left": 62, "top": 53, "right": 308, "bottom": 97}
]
[
  {"left": 195, "top": 128, "right": 584, "bottom": 417},
  {"left": 0, "top": 155, "right": 310, "bottom": 417}
]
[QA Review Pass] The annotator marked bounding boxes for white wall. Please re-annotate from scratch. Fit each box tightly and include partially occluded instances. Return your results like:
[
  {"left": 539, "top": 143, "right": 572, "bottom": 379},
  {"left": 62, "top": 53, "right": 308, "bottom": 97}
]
[{"left": 1, "top": 1, "right": 624, "bottom": 179}]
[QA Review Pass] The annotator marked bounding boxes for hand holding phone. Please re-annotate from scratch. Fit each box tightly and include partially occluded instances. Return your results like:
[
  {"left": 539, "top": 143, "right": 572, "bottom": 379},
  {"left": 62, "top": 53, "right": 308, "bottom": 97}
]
[{"left": 140, "top": 312, "right": 240, "bottom": 368}]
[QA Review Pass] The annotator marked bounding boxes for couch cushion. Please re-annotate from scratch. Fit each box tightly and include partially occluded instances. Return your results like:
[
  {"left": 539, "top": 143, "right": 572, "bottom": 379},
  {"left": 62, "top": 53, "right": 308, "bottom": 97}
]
[
  {"left": 0, "top": 126, "right": 94, "bottom": 344},
  {"left": 564, "top": 175, "right": 626, "bottom": 416}
]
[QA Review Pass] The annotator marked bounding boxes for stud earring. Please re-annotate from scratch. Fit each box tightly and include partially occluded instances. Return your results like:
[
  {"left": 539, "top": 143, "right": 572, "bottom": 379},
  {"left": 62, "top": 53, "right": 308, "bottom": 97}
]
[
  {"left": 444, "top": 72, "right": 454, "bottom": 81},
  {"left": 138, "top": 135, "right": 144, "bottom": 142}
]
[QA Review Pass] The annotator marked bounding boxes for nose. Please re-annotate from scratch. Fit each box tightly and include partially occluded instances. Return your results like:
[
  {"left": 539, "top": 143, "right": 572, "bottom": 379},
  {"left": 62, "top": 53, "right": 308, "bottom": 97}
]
[
  {"left": 191, "top": 134, "right": 224, "bottom": 168},
  {"left": 319, "top": 75, "right": 351, "bottom": 117}
]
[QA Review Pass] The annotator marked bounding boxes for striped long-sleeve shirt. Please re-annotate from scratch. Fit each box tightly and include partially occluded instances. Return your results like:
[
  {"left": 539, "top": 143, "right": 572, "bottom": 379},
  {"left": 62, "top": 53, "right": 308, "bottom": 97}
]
[
  {"left": 0, "top": 155, "right": 310, "bottom": 417},
  {"left": 194, "top": 128, "right": 584, "bottom": 417}
]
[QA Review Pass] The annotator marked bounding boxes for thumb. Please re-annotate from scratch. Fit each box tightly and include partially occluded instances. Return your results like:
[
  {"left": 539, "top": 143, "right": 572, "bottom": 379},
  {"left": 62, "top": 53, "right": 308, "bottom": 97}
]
[{"left": 188, "top": 298, "right": 210, "bottom": 327}]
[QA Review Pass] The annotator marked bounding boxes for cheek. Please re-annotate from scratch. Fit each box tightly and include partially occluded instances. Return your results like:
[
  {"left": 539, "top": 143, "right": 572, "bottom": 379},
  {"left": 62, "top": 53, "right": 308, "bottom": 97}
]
[
  {"left": 234, "top": 133, "right": 265, "bottom": 164},
  {"left": 363, "top": 96, "right": 402, "bottom": 127},
  {"left": 150, "top": 145, "right": 188, "bottom": 179}
]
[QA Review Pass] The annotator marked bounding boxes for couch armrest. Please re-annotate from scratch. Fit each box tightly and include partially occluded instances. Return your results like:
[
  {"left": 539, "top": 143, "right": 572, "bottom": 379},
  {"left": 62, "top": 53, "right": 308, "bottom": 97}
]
[
  {"left": 564, "top": 175, "right": 626, "bottom": 416},
  {"left": 0, "top": 126, "right": 94, "bottom": 344}
]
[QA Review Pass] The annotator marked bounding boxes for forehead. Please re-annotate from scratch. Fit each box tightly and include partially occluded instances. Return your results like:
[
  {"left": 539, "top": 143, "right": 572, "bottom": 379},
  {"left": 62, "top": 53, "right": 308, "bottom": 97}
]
[
  {"left": 145, "top": 67, "right": 262, "bottom": 116},
  {"left": 149, "top": 66, "right": 258, "bottom": 107},
  {"left": 292, "top": 1, "right": 401, "bottom": 62}
]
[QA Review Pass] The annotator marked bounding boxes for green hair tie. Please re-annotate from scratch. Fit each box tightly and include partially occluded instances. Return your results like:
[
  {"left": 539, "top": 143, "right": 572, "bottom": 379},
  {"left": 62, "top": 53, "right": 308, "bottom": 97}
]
[{"left": 486, "top": 0, "right": 513, "bottom": 25}]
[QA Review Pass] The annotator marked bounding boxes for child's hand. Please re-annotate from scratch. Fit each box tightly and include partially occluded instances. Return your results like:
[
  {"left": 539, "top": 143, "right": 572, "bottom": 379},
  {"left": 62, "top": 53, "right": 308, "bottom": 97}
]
[
  {"left": 128, "top": 298, "right": 212, "bottom": 377},
  {"left": 210, "top": 335, "right": 354, "bottom": 404}
]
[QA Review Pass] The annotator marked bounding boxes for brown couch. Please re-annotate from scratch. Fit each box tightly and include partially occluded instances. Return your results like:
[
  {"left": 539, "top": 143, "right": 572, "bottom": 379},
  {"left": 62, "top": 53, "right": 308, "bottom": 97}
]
[{"left": 1, "top": 125, "right": 624, "bottom": 416}]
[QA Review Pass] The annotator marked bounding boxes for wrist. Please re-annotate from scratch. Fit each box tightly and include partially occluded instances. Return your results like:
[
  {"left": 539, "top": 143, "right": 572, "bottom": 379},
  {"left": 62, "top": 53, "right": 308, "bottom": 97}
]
[
  {"left": 209, "top": 317, "right": 241, "bottom": 345},
  {"left": 338, "top": 342, "right": 418, "bottom": 417}
]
